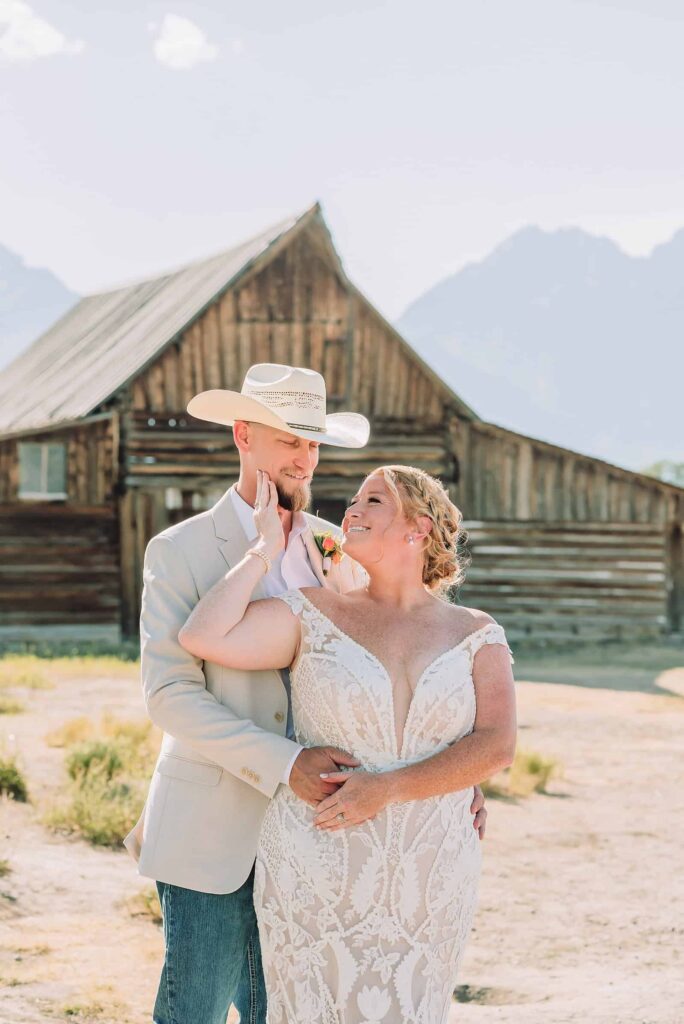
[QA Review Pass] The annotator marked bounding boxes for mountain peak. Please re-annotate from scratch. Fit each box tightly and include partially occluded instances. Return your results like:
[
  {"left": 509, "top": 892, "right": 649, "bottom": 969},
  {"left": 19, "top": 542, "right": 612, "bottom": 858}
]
[
  {"left": 397, "top": 224, "right": 684, "bottom": 471},
  {"left": 490, "top": 224, "right": 626, "bottom": 266},
  {"left": 0, "top": 244, "right": 78, "bottom": 372}
]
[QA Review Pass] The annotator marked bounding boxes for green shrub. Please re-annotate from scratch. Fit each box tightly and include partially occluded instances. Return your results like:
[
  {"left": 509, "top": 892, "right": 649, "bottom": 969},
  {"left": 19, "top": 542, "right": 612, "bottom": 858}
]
[
  {"left": 0, "top": 754, "right": 28, "bottom": 802},
  {"left": 48, "top": 763, "right": 148, "bottom": 847},
  {"left": 46, "top": 715, "right": 159, "bottom": 847},
  {"left": 483, "top": 748, "right": 560, "bottom": 799},
  {"left": 66, "top": 742, "right": 124, "bottom": 782},
  {"left": 509, "top": 749, "right": 559, "bottom": 796}
]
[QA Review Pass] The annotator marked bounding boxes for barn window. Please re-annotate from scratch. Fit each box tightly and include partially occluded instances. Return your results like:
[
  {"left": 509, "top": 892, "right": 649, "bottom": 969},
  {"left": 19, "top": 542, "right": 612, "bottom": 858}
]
[{"left": 18, "top": 443, "right": 67, "bottom": 500}]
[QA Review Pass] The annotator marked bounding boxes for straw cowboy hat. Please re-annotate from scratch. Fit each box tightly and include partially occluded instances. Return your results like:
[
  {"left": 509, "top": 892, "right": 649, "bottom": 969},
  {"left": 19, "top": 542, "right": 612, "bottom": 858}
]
[{"left": 187, "top": 363, "right": 370, "bottom": 448}]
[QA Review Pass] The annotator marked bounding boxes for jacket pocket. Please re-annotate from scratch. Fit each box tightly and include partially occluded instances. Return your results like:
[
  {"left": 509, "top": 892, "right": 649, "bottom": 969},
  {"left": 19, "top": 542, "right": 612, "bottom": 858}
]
[{"left": 156, "top": 754, "right": 222, "bottom": 787}]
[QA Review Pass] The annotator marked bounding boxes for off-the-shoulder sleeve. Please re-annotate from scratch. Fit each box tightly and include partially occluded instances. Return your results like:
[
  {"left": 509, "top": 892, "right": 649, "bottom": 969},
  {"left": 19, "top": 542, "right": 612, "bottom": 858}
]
[
  {"left": 273, "top": 588, "right": 306, "bottom": 617},
  {"left": 467, "top": 622, "right": 514, "bottom": 664}
]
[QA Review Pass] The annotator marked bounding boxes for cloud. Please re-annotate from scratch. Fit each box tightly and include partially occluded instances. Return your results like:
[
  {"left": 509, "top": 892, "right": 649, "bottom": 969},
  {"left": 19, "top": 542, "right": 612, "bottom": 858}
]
[
  {"left": 150, "top": 14, "right": 219, "bottom": 70},
  {"left": 0, "top": 0, "right": 84, "bottom": 63}
]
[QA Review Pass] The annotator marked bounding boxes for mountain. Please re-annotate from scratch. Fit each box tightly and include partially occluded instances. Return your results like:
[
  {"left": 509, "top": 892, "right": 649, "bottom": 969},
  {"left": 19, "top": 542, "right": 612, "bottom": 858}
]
[
  {"left": 397, "top": 226, "right": 684, "bottom": 472},
  {"left": 0, "top": 245, "right": 78, "bottom": 372}
]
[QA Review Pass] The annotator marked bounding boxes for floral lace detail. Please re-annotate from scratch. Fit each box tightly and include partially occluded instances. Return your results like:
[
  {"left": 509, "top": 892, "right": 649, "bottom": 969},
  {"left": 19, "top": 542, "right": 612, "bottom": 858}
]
[{"left": 258, "top": 589, "right": 512, "bottom": 1023}]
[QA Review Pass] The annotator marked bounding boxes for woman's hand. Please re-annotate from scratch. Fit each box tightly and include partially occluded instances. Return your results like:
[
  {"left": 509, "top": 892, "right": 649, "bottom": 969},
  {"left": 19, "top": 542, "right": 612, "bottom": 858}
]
[
  {"left": 313, "top": 769, "right": 394, "bottom": 831},
  {"left": 253, "top": 470, "right": 285, "bottom": 561}
]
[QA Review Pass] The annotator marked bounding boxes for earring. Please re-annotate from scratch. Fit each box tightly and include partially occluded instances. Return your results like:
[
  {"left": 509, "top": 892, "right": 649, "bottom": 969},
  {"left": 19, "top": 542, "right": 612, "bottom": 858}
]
[{"left": 407, "top": 535, "right": 415, "bottom": 545}]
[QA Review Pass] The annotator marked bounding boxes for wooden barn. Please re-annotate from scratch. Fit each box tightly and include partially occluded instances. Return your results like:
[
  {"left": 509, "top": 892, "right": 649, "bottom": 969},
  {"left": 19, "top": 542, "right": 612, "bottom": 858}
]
[{"left": 0, "top": 203, "right": 682, "bottom": 644}]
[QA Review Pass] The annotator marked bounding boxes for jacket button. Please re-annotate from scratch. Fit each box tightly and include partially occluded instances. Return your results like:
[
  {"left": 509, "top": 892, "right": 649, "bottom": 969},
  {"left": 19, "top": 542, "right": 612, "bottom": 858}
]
[
  {"left": 241, "top": 767, "right": 248, "bottom": 776},
  {"left": 274, "top": 711, "right": 284, "bottom": 723}
]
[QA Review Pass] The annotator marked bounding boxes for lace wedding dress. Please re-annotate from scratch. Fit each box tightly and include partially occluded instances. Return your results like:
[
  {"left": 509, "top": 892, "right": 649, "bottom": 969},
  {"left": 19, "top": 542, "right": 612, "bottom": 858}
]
[{"left": 254, "top": 589, "right": 512, "bottom": 1024}]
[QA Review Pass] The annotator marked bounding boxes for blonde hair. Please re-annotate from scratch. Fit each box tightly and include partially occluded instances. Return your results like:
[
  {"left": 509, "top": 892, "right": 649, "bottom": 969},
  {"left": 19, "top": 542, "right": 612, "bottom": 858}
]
[{"left": 369, "top": 465, "right": 467, "bottom": 592}]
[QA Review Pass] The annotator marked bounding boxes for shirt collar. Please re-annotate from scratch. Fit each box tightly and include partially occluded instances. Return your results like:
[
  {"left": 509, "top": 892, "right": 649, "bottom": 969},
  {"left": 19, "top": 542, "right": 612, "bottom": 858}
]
[{"left": 229, "top": 485, "right": 308, "bottom": 544}]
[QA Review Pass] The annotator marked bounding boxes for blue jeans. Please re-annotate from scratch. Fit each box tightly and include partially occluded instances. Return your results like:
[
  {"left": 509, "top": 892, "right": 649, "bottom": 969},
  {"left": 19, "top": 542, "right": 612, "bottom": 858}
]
[{"left": 153, "top": 866, "right": 267, "bottom": 1024}]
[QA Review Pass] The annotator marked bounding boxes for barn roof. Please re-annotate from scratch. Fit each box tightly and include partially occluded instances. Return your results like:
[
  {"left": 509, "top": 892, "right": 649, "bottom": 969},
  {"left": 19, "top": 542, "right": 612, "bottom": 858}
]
[
  {"left": 0, "top": 203, "right": 477, "bottom": 437},
  {"left": 0, "top": 206, "right": 311, "bottom": 435}
]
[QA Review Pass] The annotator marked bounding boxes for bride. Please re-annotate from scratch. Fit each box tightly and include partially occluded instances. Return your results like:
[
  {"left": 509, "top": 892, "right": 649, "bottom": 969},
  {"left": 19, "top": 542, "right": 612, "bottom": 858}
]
[{"left": 179, "top": 464, "right": 517, "bottom": 1024}]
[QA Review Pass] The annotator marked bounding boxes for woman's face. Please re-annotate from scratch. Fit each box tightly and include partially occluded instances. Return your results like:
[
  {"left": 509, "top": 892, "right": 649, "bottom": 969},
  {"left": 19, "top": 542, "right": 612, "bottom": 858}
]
[{"left": 341, "top": 473, "right": 411, "bottom": 567}]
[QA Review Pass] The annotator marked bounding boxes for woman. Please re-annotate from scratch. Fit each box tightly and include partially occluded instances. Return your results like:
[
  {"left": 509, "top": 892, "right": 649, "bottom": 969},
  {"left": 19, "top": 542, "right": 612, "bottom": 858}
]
[{"left": 180, "top": 465, "right": 516, "bottom": 1024}]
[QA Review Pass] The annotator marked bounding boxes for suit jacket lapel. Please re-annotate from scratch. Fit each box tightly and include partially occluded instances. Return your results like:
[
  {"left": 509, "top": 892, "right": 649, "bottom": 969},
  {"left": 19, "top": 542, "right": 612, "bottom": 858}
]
[
  {"left": 301, "top": 522, "right": 334, "bottom": 590},
  {"left": 211, "top": 486, "right": 269, "bottom": 601}
]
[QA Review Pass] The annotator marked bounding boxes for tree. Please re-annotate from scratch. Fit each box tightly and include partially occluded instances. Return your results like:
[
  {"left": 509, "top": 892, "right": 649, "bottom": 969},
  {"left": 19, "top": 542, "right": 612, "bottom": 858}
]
[{"left": 642, "top": 461, "right": 684, "bottom": 486}]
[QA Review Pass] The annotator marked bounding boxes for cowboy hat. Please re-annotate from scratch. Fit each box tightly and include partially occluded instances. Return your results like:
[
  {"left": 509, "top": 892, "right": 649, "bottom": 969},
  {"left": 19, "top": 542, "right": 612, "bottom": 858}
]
[{"left": 187, "top": 363, "right": 370, "bottom": 448}]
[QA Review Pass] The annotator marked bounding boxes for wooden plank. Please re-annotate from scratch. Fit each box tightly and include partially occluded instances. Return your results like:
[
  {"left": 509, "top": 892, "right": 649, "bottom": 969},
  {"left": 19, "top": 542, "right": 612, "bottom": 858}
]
[{"left": 202, "top": 305, "right": 222, "bottom": 390}]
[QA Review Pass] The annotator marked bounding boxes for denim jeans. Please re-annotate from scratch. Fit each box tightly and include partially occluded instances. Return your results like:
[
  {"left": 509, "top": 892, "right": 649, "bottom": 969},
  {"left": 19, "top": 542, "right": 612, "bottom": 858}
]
[{"left": 153, "top": 866, "right": 267, "bottom": 1024}]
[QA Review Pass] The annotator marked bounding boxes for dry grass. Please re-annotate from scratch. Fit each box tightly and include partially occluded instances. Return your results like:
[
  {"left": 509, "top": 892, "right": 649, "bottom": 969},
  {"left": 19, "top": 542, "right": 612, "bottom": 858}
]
[
  {"left": 45, "top": 715, "right": 160, "bottom": 847},
  {"left": 482, "top": 747, "right": 561, "bottom": 799},
  {"left": 0, "top": 695, "right": 25, "bottom": 714},
  {"left": 12, "top": 943, "right": 51, "bottom": 956},
  {"left": 123, "top": 886, "right": 163, "bottom": 926},
  {"left": 45, "top": 713, "right": 149, "bottom": 749},
  {"left": 0, "top": 858, "right": 11, "bottom": 877},
  {"left": 61, "top": 986, "right": 127, "bottom": 1021},
  {"left": 0, "top": 658, "right": 53, "bottom": 691},
  {"left": 0, "top": 653, "right": 139, "bottom": 692}
]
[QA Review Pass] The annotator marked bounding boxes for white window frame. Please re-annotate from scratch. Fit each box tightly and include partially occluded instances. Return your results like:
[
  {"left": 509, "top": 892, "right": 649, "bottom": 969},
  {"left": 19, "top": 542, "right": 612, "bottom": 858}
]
[{"left": 18, "top": 442, "right": 68, "bottom": 501}]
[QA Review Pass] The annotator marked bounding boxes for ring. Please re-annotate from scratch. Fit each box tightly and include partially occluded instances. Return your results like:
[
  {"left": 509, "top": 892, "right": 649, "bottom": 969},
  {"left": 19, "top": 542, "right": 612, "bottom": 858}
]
[{"left": 336, "top": 812, "right": 345, "bottom": 822}]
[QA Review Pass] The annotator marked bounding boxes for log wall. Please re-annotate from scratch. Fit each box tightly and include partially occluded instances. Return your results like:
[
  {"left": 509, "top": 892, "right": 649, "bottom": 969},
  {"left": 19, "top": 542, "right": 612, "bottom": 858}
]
[
  {"left": 0, "top": 504, "right": 120, "bottom": 641},
  {"left": 459, "top": 520, "right": 669, "bottom": 641}
]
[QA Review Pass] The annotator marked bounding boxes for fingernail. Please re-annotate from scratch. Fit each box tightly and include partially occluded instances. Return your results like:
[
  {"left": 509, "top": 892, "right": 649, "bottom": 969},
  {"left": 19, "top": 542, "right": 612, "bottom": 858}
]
[{"left": 320, "top": 773, "right": 328, "bottom": 779}]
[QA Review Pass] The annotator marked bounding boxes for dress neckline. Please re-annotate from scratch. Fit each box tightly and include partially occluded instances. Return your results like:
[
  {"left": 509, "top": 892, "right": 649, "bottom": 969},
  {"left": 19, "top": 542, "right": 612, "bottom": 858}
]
[{"left": 295, "top": 590, "right": 495, "bottom": 756}]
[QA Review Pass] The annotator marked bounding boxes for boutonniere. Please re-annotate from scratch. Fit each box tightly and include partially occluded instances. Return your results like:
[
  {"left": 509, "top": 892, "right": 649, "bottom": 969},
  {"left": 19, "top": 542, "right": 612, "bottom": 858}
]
[{"left": 312, "top": 531, "right": 344, "bottom": 575}]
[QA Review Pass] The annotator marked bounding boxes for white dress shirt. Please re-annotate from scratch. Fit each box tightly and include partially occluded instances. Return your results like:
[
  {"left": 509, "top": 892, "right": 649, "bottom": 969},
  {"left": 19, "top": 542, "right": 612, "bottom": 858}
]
[{"left": 230, "top": 486, "right": 320, "bottom": 783}]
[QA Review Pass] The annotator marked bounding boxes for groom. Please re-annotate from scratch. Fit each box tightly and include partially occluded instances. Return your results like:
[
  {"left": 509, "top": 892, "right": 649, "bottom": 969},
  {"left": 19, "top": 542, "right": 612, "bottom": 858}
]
[{"left": 125, "top": 363, "right": 488, "bottom": 1024}]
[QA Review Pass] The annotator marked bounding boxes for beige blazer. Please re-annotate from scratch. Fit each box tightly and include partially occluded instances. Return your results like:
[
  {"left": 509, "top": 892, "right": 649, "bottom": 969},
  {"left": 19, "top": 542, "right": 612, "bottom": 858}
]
[{"left": 124, "top": 487, "right": 367, "bottom": 894}]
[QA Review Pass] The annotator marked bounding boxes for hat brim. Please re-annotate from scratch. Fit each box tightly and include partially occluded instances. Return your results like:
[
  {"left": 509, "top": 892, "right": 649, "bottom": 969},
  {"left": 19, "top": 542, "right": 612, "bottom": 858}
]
[{"left": 187, "top": 390, "right": 370, "bottom": 448}]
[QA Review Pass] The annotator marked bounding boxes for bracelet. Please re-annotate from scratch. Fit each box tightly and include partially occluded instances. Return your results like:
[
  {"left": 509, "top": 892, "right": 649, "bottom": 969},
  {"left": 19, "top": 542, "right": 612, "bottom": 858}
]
[{"left": 247, "top": 547, "right": 271, "bottom": 575}]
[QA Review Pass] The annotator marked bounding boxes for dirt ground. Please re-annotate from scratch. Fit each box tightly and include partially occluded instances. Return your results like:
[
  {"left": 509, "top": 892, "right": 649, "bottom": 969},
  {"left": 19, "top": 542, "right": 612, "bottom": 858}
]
[{"left": 1, "top": 644, "right": 683, "bottom": 1024}]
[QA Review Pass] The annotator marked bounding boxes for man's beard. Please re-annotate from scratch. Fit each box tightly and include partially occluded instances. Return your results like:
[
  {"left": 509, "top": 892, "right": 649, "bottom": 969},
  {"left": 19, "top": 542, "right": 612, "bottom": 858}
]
[{"left": 276, "top": 478, "right": 312, "bottom": 513}]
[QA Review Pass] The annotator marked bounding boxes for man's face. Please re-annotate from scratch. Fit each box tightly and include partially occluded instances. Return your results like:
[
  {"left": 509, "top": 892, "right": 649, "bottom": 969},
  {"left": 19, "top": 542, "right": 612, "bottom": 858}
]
[{"left": 237, "top": 422, "right": 321, "bottom": 512}]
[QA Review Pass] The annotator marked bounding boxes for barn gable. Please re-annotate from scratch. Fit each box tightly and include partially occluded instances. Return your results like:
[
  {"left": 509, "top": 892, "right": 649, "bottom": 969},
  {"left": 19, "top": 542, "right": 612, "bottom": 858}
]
[{"left": 0, "top": 204, "right": 475, "bottom": 439}]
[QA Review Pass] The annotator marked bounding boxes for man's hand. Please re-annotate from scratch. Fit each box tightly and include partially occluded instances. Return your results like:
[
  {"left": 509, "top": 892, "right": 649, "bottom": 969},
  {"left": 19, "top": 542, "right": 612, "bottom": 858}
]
[
  {"left": 471, "top": 784, "right": 487, "bottom": 840},
  {"left": 289, "top": 747, "right": 361, "bottom": 806}
]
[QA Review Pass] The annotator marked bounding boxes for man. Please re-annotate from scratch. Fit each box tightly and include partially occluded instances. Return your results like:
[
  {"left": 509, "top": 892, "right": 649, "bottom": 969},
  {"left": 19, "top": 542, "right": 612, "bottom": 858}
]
[{"left": 124, "top": 363, "right": 487, "bottom": 1024}]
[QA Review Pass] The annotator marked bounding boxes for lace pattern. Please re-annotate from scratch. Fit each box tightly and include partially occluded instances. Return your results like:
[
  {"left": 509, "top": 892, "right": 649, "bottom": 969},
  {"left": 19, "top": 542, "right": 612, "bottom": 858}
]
[{"left": 254, "top": 589, "right": 512, "bottom": 1023}]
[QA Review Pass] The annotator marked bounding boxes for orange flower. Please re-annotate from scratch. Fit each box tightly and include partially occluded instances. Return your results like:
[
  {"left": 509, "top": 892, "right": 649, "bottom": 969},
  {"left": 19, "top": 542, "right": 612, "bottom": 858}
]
[
  {"left": 322, "top": 536, "right": 336, "bottom": 552},
  {"left": 331, "top": 550, "right": 342, "bottom": 564}
]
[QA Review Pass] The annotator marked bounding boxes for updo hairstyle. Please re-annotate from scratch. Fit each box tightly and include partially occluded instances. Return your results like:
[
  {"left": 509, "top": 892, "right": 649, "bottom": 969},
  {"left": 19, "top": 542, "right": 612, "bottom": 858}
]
[{"left": 369, "top": 465, "right": 468, "bottom": 592}]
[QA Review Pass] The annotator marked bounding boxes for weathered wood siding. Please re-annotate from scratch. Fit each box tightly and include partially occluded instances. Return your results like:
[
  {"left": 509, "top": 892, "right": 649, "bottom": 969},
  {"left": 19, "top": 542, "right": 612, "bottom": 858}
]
[
  {"left": 450, "top": 418, "right": 684, "bottom": 526},
  {"left": 459, "top": 520, "right": 669, "bottom": 641},
  {"left": 129, "top": 227, "right": 450, "bottom": 428},
  {"left": 0, "top": 417, "right": 117, "bottom": 506},
  {"left": 0, "top": 504, "right": 120, "bottom": 641}
]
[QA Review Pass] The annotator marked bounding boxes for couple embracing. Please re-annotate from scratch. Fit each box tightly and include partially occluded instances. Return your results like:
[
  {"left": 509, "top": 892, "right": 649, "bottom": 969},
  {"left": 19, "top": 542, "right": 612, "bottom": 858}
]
[{"left": 125, "top": 363, "right": 517, "bottom": 1024}]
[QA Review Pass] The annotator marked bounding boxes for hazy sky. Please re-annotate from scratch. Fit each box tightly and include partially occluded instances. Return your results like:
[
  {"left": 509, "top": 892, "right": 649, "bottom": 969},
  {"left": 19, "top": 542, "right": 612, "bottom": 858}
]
[{"left": 1, "top": 0, "right": 683, "bottom": 318}]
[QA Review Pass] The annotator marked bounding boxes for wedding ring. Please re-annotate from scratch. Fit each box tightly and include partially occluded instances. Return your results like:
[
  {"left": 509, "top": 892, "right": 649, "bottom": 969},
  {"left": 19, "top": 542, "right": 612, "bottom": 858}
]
[{"left": 336, "top": 812, "right": 345, "bottom": 822}]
